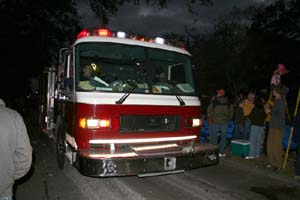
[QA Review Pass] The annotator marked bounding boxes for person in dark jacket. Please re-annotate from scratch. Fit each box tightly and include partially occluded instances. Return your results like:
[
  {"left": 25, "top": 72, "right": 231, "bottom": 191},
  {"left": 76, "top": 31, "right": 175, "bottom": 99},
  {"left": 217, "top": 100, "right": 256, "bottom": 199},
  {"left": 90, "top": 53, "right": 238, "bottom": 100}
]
[
  {"left": 233, "top": 92, "right": 246, "bottom": 140},
  {"left": 0, "top": 98, "right": 32, "bottom": 200},
  {"left": 207, "top": 89, "right": 234, "bottom": 157},
  {"left": 246, "top": 96, "right": 266, "bottom": 159}
]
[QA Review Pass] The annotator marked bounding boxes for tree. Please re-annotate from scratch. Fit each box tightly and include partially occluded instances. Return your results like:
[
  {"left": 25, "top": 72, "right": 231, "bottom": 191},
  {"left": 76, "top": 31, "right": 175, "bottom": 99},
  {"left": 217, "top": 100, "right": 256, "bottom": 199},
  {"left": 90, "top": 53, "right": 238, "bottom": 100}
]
[
  {"left": 249, "top": 0, "right": 300, "bottom": 108},
  {"left": 0, "top": 0, "right": 81, "bottom": 95},
  {"left": 188, "top": 6, "right": 255, "bottom": 97},
  {"left": 249, "top": 0, "right": 300, "bottom": 75}
]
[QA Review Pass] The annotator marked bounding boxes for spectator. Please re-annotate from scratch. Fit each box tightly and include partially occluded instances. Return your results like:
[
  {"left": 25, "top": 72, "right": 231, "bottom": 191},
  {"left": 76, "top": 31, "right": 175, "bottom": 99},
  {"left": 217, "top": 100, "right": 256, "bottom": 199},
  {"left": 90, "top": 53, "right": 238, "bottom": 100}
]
[
  {"left": 233, "top": 92, "right": 246, "bottom": 140},
  {"left": 267, "top": 63, "right": 289, "bottom": 110},
  {"left": 242, "top": 92, "right": 256, "bottom": 140},
  {"left": 264, "top": 84, "right": 286, "bottom": 171},
  {"left": 270, "top": 64, "right": 288, "bottom": 87},
  {"left": 207, "top": 89, "right": 234, "bottom": 157},
  {"left": 246, "top": 96, "right": 266, "bottom": 159},
  {"left": 0, "top": 98, "right": 32, "bottom": 200}
]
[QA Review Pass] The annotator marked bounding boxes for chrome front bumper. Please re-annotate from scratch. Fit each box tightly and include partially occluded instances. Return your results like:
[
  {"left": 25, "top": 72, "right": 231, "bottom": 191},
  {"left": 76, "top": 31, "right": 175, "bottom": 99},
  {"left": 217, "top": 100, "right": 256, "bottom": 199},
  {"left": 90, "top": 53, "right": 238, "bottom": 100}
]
[{"left": 74, "top": 143, "right": 219, "bottom": 177}]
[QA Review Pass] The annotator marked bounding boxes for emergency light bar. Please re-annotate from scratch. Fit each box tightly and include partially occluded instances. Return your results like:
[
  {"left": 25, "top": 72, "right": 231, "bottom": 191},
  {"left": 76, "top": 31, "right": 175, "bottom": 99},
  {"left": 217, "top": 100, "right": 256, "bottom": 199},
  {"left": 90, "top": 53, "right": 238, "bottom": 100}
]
[{"left": 76, "top": 27, "right": 186, "bottom": 49}]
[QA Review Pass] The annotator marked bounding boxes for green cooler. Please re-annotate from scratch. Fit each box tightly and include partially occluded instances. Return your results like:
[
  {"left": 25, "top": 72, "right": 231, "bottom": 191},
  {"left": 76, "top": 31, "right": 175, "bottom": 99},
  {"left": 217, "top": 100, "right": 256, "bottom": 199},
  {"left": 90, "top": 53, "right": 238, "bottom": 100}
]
[{"left": 230, "top": 139, "right": 250, "bottom": 157}]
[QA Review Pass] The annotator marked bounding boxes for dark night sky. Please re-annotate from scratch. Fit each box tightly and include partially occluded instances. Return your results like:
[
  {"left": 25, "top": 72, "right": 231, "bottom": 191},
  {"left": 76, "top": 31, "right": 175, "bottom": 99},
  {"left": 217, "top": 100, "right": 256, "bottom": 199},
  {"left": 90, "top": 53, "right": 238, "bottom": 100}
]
[{"left": 77, "top": 0, "right": 271, "bottom": 36}]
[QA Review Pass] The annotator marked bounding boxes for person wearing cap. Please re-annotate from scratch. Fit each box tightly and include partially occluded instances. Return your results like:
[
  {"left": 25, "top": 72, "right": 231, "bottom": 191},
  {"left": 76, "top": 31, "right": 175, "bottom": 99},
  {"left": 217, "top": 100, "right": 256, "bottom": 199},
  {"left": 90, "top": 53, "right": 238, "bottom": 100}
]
[
  {"left": 0, "top": 98, "right": 32, "bottom": 200},
  {"left": 269, "top": 63, "right": 289, "bottom": 100},
  {"left": 264, "top": 84, "right": 286, "bottom": 171},
  {"left": 207, "top": 89, "right": 234, "bottom": 157},
  {"left": 265, "top": 64, "right": 290, "bottom": 152},
  {"left": 271, "top": 64, "right": 288, "bottom": 87}
]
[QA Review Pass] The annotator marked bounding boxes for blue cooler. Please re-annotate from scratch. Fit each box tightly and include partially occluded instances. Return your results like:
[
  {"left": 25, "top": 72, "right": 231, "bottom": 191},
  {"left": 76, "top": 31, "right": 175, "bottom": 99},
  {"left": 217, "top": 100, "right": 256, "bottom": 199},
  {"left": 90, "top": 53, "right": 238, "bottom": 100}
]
[{"left": 230, "top": 139, "right": 250, "bottom": 157}]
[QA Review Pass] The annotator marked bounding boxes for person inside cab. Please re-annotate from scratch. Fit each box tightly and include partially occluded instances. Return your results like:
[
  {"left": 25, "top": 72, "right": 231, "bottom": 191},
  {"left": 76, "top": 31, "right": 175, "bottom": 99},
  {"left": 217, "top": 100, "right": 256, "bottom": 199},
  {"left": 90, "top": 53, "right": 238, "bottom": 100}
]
[
  {"left": 78, "top": 63, "right": 109, "bottom": 90},
  {"left": 153, "top": 67, "right": 169, "bottom": 84},
  {"left": 152, "top": 67, "right": 170, "bottom": 93}
]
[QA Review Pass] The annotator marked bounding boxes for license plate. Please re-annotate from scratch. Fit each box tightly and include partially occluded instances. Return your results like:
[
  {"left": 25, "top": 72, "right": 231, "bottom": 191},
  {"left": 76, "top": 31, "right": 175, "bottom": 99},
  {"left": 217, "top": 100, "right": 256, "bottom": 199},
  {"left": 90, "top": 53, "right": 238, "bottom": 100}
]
[{"left": 164, "top": 157, "right": 176, "bottom": 170}]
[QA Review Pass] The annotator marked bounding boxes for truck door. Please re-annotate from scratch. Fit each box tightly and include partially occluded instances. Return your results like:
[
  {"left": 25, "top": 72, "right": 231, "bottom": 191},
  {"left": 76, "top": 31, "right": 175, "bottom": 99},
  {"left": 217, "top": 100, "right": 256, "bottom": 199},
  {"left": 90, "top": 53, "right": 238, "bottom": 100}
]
[{"left": 55, "top": 48, "right": 75, "bottom": 137}]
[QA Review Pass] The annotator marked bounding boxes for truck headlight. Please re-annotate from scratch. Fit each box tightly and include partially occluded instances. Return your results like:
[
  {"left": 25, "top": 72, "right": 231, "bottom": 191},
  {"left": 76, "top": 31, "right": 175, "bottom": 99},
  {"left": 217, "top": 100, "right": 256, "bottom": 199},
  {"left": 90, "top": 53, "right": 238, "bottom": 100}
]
[
  {"left": 185, "top": 118, "right": 201, "bottom": 128},
  {"left": 79, "top": 118, "right": 111, "bottom": 129}
]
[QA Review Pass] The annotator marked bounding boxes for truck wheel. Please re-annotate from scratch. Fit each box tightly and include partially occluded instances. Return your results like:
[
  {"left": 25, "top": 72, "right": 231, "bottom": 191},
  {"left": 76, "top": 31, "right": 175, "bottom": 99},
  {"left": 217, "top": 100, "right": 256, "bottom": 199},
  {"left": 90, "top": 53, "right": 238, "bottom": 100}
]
[{"left": 56, "top": 123, "right": 66, "bottom": 169}]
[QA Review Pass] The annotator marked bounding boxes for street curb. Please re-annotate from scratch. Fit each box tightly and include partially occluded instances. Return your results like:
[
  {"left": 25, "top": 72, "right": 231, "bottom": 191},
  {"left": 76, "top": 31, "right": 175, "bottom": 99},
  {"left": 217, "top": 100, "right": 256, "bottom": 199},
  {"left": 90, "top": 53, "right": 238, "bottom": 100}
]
[{"left": 219, "top": 157, "right": 300, "bottom": 187}]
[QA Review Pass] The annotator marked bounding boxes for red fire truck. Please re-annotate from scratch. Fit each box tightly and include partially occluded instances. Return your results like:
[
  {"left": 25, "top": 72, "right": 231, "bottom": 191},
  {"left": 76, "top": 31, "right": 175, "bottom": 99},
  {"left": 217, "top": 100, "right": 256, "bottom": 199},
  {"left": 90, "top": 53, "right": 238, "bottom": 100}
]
[{"left": 41, "top": 27, "right": 218, "bottom": 177}]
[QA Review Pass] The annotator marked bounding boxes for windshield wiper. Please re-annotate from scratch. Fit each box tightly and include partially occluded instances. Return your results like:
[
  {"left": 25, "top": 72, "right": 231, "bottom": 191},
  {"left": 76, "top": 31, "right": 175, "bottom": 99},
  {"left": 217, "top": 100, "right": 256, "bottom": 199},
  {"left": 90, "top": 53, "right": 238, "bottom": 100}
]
[
  {"left": 176, "top": 94, "right": 185, "bottom": 106},
  {"left": 115, "top": 80, "right": 137, "bottom": 104},
  {"left": 168, "top": 82, "right": 185, "bottom": 106}
]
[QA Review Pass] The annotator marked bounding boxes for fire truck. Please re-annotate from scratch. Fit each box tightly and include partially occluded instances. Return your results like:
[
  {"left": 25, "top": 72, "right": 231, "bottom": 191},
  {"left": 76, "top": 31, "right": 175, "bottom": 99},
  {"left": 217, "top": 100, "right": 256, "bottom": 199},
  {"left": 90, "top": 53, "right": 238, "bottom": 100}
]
[{"left": 41, "top": 27, "right": 219, "bottom": 177}]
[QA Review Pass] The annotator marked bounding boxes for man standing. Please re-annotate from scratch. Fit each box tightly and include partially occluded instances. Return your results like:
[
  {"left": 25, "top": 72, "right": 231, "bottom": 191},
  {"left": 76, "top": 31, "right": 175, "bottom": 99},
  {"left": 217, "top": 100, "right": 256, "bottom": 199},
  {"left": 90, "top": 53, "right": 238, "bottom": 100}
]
[
  {"left": 233, "top": 92, "right": 246, "bottom": 140},
  {"left": 207, "top": 89, "right": 234, "bottom": 157},
  {"left": 0, "top": 98, "right": 32, "bottom": 200}
]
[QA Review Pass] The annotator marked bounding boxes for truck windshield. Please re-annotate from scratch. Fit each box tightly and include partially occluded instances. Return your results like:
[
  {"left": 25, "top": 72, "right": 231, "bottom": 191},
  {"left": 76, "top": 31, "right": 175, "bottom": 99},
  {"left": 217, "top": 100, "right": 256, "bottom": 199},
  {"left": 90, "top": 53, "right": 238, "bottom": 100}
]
[{"left": 75, "top": 42, "right": 196, "bottom": 95}]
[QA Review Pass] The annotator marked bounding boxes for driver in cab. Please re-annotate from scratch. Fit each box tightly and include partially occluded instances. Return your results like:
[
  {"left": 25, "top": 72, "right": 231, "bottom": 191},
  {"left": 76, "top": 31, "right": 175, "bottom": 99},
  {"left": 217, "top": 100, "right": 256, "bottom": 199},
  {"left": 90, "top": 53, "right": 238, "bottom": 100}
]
[{"left": 78, "top": 63, "right": 109, "bottom": 90}]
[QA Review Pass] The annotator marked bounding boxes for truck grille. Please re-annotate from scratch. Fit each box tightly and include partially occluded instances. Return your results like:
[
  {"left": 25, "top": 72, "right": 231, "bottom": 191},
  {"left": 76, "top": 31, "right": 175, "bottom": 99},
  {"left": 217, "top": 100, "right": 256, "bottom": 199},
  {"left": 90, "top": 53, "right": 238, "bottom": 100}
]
[{"left": 120, "top": 115, "right": 180, "bottom": 133}]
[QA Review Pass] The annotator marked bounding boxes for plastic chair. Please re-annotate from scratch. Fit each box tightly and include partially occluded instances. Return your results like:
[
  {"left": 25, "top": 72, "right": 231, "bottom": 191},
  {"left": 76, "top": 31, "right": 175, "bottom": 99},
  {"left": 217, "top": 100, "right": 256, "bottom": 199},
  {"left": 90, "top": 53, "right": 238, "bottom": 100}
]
[{"left": 226, "top": 120, "right": 235, "bottom": 140}]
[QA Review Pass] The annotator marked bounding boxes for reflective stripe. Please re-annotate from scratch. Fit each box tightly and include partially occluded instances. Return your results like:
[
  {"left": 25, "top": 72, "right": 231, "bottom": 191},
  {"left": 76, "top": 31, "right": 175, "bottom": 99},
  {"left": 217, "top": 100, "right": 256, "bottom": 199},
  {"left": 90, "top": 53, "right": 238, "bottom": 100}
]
[
  {"left": 89, "top": 135, "right": 197, "bottom": 144},
  {"left": 76, "top": 92, "right": 201, "bottom": 106}
]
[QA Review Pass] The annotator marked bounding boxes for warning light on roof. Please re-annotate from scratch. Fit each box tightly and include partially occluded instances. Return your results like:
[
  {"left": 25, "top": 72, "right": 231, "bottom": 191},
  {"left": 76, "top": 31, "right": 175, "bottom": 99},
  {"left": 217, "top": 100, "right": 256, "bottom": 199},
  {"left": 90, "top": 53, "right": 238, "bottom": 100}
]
[
  {"left": 117, "top": 31, "right": 126, "bottom": 38},
  {"left": 77, "top": 29, "right": 89, "bottom": 39},
  {"left": 75, "top": 27, "right": 185, "bottom": 49},
  {"left": 155, "top": 37, "right": 165, "bottom": 44},
  {"left": 98, "top": 28, "right": 111, "bottom": 37},
  {"left": 77, "top": 28, "right": 111, "bottom": 39}
]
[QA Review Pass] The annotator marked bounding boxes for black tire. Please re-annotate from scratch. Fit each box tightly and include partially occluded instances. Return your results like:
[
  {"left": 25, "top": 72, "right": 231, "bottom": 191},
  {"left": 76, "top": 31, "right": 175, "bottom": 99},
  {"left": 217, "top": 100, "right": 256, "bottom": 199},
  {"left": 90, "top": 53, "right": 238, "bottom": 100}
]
[{"left": 56, "top": 123, "right": 66, "bottom": 169}]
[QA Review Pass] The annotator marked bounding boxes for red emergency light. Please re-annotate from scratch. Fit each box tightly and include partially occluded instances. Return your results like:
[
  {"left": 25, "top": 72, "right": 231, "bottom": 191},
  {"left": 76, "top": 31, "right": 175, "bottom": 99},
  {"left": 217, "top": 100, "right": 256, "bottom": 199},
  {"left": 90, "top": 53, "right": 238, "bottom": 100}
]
[
  {"left": 77, "top": 29, "right": 89, "bottom": 39},
  {"left": 77, "top": 28, "right": 112, "bottom": 39}
]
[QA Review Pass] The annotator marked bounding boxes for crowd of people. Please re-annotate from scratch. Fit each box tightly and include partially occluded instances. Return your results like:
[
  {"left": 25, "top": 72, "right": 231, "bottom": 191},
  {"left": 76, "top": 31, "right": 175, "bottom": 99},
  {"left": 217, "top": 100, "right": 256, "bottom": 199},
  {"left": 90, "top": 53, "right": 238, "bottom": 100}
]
[{"left": 204, "top": 64, "right": 300, "bottom": 181}]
